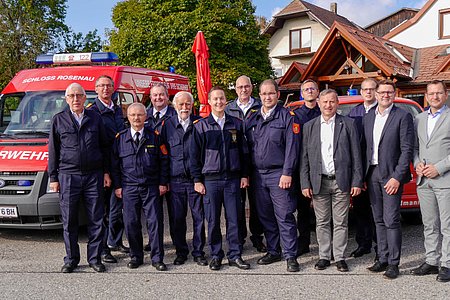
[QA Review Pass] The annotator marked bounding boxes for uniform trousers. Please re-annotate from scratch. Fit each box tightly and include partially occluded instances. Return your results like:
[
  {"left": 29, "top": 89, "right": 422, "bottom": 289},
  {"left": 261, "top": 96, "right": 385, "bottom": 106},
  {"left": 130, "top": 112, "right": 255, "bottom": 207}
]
[
  {"left": 59, "top": 171, "right": 104, "bottom": 266},
  {"left": 102, "top": 188, "right": 125, "bottom": 253},
  {"left": 203, "top": 177, "right": 241, "bottom": 260},
  {"left": 417, "top": 185, "right": 450, "bottom": 268},
  {"left": 168, "top": 178, "right": 206, "bottom": 258},
  {"left": 313, "top": 177, "right": 350, "bottom": 261},
  {"left": 122, "top": 184, "right": 164, "bottom": 264},
  {"left": 238, "top": 183, "right": 264, "bottom": 246},
  {"left": 253, "top": 170, "right": 297, "bottom": 259}
]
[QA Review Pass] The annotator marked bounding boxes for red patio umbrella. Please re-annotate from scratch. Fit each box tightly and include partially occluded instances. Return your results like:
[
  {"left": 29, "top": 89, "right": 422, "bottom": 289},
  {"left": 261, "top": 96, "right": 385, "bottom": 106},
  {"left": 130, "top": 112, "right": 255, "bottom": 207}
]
[{"left": 191, "top": 31, "right": 212, "bottom": 117}]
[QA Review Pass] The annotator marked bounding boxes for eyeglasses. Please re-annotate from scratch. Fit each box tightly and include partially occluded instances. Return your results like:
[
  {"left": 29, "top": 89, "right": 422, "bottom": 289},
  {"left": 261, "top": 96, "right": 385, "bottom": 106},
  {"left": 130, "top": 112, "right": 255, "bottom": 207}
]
[
  {"left": 96, "top": 84, "right": 113, "bottom": 88},
  {"left": 128, "top": 113, "right": 146, "bottom": 118},
  {"left": 302, "top": 87, "right": 317, "bottom": 92},
  {"left": 361, "top": 88, "right": 376, "bottom": 92},
  {"left": 376, "top": 91, "right": 395, "bottom": 96},
  {"left": 260, "top": 92, "right": 277, "bottom": 97},
  {"left": 65, "top": 94, "right": 85, "bottom": 99},
  {"left": 427, "top": 92, "right": 445, "bottom": 97},
  {"left": 236, "top": 85, "right": 251, "bottom": 90}
]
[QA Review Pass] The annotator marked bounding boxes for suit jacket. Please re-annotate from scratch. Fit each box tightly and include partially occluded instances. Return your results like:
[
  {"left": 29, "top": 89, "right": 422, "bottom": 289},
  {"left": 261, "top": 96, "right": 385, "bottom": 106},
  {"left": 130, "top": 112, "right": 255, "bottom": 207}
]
[
  {"left": 146, "top": 106, "right": 177, "bottom": 132},
  {"left": 300, "top": 113, "right": 363, "bottom": 194},
  {"left": 362, "top": 105, "right": 414, "bottom": 184},
  {"left": 414, "top": 106, "right": 450, "bottom": 188}
]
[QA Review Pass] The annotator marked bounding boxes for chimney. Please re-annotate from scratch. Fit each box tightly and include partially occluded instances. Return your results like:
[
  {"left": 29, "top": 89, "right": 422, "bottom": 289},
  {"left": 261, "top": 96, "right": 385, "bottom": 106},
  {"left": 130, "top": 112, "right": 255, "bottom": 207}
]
[{"left": 330, "top": 2, "right": 337, "bottom": 14}]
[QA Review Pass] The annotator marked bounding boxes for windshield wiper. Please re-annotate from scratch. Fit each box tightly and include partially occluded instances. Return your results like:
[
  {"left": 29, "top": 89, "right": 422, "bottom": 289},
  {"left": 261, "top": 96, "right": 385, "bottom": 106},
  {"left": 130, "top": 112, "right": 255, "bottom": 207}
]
[
  {"left": 12, "top": 131, "right": 49, "bottom": 137},
  {"left": 0, "top": 133, "right": 17, "bottom": 139}
]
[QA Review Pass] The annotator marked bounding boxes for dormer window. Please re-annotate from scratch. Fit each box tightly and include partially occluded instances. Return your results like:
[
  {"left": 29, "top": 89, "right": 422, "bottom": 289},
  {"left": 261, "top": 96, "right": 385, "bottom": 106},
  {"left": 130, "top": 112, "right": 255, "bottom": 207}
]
[
  {"left": 439, "top": 8, "right": 450, "bottom": 39},
  {"left": 290, "top": 28, "right": 311, "bottom": 54}
]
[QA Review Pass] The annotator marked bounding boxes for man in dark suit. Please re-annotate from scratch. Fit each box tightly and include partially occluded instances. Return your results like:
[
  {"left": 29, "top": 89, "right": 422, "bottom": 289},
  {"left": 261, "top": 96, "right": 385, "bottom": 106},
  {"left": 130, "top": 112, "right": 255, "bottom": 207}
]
[
  {"left": 301, "top": 89, "right": 363, "bottom": 272},
  {"left": 363, "top": 79, "right": 414, "bottom": 279}
]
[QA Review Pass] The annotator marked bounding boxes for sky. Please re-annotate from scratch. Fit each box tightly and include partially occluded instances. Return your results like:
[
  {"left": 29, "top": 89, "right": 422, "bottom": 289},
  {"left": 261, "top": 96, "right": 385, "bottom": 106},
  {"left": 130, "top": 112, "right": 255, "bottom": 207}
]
[{"left": 66, "top": 0, "right": 427, "bottom": 40}]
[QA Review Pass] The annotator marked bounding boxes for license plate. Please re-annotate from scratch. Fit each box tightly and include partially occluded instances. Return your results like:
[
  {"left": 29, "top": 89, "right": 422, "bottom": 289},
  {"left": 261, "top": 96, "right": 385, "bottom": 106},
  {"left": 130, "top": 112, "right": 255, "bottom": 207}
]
[{"left": 0, "top": 206, "right": 18, "bottom": 218}]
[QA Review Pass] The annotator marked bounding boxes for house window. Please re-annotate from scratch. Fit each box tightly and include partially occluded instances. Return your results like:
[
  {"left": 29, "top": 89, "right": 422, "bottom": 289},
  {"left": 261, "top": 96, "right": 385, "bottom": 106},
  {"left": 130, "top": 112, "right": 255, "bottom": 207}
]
[
  {"left": 290, "top": 28, "right": 311, "bottom": 54},
  {"left": 439, "top": 8, "right": 450, "bottom": 39}
]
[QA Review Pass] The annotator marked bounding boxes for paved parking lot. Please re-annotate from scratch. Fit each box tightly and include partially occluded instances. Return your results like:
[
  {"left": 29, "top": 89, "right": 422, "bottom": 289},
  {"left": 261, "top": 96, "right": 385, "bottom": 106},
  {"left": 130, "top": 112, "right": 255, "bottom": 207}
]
[{"left": 1, "top": 210, "right": 450, "bottom": 299}]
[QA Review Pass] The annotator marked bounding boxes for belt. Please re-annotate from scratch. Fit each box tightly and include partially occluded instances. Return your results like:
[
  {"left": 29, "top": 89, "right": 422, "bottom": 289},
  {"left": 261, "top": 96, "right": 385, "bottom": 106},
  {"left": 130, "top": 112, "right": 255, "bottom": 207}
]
[{"left": 322, "top": 174, "right": 336, "bottom": 180}]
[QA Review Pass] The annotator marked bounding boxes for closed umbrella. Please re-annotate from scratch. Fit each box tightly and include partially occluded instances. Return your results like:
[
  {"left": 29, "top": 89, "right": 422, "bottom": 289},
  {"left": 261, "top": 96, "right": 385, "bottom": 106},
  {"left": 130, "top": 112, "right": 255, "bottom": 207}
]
[{"left": 191, "top": 31, "right": 212, "bottom": 117}]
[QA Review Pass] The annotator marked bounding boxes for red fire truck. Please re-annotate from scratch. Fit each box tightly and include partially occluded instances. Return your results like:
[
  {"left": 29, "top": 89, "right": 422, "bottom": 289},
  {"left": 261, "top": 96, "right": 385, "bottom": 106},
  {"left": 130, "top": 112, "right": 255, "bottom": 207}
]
[{"left": 0, "top": 52, "right": 190, "bottom": 229}]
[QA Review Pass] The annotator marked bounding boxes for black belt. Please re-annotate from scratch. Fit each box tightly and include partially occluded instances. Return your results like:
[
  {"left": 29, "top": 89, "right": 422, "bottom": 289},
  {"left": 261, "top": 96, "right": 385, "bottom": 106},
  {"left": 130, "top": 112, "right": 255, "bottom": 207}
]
[{"left": 322, "top": 174, "right": 336, "bottom": 180}]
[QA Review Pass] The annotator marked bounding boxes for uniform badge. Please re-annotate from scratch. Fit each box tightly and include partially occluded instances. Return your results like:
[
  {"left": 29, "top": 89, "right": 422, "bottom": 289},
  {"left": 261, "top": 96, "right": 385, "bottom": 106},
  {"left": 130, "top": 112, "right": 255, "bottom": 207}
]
[
  {"left": 160, "top": 144, "right": 168, "bottom": 155},
  {"left": 229, "top": 129, "right": 237, "bottom": 143},
  {"left": 293, "top": 123, "right": 300, "bottom": 134}
]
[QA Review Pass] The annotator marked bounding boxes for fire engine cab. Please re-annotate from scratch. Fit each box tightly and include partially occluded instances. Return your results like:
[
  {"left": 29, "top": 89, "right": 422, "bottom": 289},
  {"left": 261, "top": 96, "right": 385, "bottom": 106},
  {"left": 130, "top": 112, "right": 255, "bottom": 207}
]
[{"left": 0, "top": 52, "right": 190, "bottom": 229}]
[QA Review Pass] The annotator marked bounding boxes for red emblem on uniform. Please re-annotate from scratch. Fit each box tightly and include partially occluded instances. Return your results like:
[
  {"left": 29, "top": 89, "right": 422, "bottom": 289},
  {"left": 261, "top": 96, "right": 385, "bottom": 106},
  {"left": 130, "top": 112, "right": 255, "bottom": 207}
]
[
  {"left": 293, "top": 123, "right": 300, "bottom": 134},
  {"left": 160, "top": 144, "right": 168, "bottom": 155}
]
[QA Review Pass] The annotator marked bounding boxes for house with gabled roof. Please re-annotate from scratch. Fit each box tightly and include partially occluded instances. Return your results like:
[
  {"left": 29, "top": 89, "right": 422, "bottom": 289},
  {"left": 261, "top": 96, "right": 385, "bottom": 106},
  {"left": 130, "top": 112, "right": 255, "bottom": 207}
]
[
  {"left": 263, "top": 0, "right": 356, "bottom": 78},
  {"left": 365, "top": 8, "right": 419, "bottom": 37}
]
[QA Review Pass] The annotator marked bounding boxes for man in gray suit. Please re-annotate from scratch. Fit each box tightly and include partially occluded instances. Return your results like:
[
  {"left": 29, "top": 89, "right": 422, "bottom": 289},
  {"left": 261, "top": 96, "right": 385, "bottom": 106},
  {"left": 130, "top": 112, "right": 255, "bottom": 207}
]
[
  {"left": 411, "top": 80, "right": 450, "bottom": 282},
  {"left": 301, "top": 89, "right": 363, "bottom": 272}
]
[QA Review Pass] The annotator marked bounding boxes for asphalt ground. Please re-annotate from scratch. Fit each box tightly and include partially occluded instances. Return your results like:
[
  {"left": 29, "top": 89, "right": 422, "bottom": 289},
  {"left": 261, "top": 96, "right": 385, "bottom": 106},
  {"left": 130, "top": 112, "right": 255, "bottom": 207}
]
[{"left": 1, "top": 204, "right": 450, "bottom": 299}]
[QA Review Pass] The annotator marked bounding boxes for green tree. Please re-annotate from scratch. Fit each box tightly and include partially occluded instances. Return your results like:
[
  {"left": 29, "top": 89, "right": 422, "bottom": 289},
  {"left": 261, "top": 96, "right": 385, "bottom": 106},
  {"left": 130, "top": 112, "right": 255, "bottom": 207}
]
[
  {"left": 62, "top": 29, "right": 103, "bottom": 53},
  {"left": 109, "top": 0, "right": 273, "bottom": 101},
  {"left": 0, "top": 0, "right": 67, "bottom": 89}
]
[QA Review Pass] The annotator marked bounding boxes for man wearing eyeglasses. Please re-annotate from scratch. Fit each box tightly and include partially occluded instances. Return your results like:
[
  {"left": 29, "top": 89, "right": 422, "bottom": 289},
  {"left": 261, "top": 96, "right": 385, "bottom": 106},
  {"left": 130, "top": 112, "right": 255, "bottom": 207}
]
[
  {"left": 225, "top": 75, "right": 266, "bottom": 253},
  {"left": 292, "top": 79, "right": 321, "bottom": 257},
  {"left": 362, "top": 79, "right": 414, "bottom": 279},
  {"left": 49, "top": 83, "right": 111, "bottom": 273},
  {"left": 347, "top": 78, "right": 379, "bottom": 260},
  {"left": 411, "top": 80, "right": 450, "bottom": 282},
  {"left": 87, "top": 75, "right": 129, "bottom": 265}
]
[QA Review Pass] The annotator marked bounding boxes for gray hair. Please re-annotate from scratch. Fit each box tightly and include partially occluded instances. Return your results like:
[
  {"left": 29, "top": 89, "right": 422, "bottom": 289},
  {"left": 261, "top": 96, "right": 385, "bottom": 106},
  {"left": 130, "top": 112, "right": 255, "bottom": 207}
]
[
  {"left": 65, "top": 83, "right": 85, "bottom": 96},
  {"left": 173, "top": 91, "right": 194, "bottom": 105},
  {"left": 127, "top": 102, "right": 147, "bottom": 116},
  {"left": 319, "top": 88, "right": 338, "bottom": 99}
]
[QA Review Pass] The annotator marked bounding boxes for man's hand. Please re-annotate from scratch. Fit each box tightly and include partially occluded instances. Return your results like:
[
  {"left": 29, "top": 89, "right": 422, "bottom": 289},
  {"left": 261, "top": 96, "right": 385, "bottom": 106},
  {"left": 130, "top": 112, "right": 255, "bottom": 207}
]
[
  {"left": 194, "top": 182, "right": 206, "bottom": 195},
  {"left": 423, "top": 164, "right": 440, "bottom": 179},
  {"left": 350, "top": 187, "right": 361, "bottom": 197},
  {"left": 384, "top": 178, "right": 400, "bottom": 195},
  {"left": 240, "top": 177, "right": 249, "bottom": 189},
  {"left": 415, "top": 162, "right": 425, "bottom": 177},
  {"left": 49, "top": 182, "right": 59, "bottom": 193},
  {"left": 279, "top": 175, "right": 292, "bottom": 189},
  {"left": 159, "top": 185, "right": 168, "bottom": 196},
  {"left": 302, "top": 188, "right": 312, "bottom": 198},
  {"left": 104, "top": 173, "right": 112, "bottom": 188},
  {"left": 115, "top": 188, "right": 122, "bottom": 198}
]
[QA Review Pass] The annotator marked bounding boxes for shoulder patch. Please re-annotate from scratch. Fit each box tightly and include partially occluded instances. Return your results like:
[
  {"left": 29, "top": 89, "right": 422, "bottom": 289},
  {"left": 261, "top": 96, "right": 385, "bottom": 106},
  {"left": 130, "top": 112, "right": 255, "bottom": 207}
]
[
  {"left": 251, "top": 109, "right": 258, "bottom": 113},
  {"left": 115, "top": 133, "right": 120, "bottom": 138},
  {"left": 160, "top": 144, "right": 168, "bottom": 155},
  {"left": 293, "top": 123, "right": 300, "bottom": 134},
  {"left": 193, "top": 119, "right": 201, "bottom": 124},
  {"left": 289, "top": 111, "right": 295, "bottom": 116},
  {"left": 154, "top": 129, "right": 160, "bottom": 135},
  {"left": 86, "top": 103, "right": 93, "bottom": 108}
]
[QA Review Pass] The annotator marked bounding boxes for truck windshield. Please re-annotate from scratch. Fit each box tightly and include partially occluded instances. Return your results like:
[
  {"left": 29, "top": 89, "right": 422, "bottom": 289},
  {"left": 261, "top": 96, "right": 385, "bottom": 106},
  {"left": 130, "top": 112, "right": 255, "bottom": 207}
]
[{"left": 0, "top": 91, "right": 97, "bottom": 136}]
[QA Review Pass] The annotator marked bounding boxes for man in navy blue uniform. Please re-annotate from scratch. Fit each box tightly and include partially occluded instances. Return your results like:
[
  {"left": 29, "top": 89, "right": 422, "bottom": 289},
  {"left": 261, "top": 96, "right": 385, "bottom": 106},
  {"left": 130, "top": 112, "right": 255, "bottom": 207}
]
[
  {"left": 111, "top": 103, "right": 169, "bottom": 271},
  {"left": 190, "top": 86, "right": 251, "bottom": 271},
  {"left": 144, "top": 83, "right": 176, "bottom": 252},
  {"left": 347, "top": 78, "right": 379, "bottom": 259},
  {"left": 87, "top": 75, "right": 129, "bottom": 264},
  {"left": 245, "top": 79, "right": 301, "bottom": 272},
  {"left": 292, "top": 79, "right": 321, "bottom": 257},
  {"left": 225, "top": 75, "right": 266, "bottom": 253},
  {"left": 161, "top": 91, "right": 207, "bottom": 266},
  {"left": 49, "top": 83, "right": 110, "bottom": 273}
]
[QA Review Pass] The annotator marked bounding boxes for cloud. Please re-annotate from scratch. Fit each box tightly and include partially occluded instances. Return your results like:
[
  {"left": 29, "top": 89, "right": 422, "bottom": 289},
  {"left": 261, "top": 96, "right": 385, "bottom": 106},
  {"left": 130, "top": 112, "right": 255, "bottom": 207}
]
[{"left": 271, "top": 6, "right": 283, "bottom": 17}]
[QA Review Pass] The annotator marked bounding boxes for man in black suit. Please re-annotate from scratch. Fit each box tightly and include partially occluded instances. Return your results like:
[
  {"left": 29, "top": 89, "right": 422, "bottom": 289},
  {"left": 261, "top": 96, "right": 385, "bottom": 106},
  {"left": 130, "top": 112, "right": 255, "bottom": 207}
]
[
  {"left": 301, "top": 89, "right": 363, "bottom": 272},
  {"left": 362, "top": 79, "right": 414, "bottom": 279}
]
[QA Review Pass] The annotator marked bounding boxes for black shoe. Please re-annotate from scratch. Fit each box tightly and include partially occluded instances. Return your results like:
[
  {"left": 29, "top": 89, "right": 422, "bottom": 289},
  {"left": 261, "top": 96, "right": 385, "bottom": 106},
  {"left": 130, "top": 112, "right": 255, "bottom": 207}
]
[
  {"left": 384, "top": 265, "right": 399, "bottom": 279},
  {"left": 296, "top": 247, "right": 310, "bottom": 257},
  {"left": 336, "top": 260, "right": 349, "bottom": 272},
  {"left": 61, "top": 263, "right": 77, "bottom": 273},
  {"left": 209, "top": 258, "right": 222, "bottom": 271},
  {"left": 437, "top": 267, "right": 450, "bottom": 282},
  {"left": 287, "top": 258, "right": 300, "bottom": 272},
  {"left": 411, "top": 262, "right": 439, "bottom": 276},
  {"left": 152, "top": 261, "right": 167, "bottom": 271},
  {"left": 228, "top": 257, "right": 250, "bottom": 270},
  {"left": 89, "top": 263, "right": 106, "bottom": 273},
  {"left": 193, "top": 256, "right": 208, "bottom": 266},
  {"left": 314, "top": 259, "right": 331, "bottom": 270},
  {"left": 253, "top": 240, "right": 267, "bottom": 253},
  {"left": 367, "top": 261, "right": 388, "bottom": 272},
  {"left": 127, "top": 260, "right": 143, "bottom": 269},
  {"left": 109, "top": 244, "right": 130, "bottom": 254},
  {"left": 174, "top": 255, "right": 188, "bottom": 265},
  {"left": 144, "top": 243, "right": 151, "bottom": 252},
  {"left": 102, "top": 253, "right": 117, "bottom": 263},
  {"left": 257, "top": 253, "right": 282, "bottom": 265},
  {"left": 350, "top": 247, "right": 371, "bottom": 258}
]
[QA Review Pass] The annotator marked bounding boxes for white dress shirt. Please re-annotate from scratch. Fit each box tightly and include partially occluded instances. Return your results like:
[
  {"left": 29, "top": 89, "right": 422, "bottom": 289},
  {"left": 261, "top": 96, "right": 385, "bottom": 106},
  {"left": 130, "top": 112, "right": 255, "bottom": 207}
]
[
  {"left": 212, "top": 113, "right": 225, "bottom": 130},
  {"left": 71, "top": 109, "right": 84, "bottom": 126},
  {"left": 99, "top": 99, "right": 114, "bottom": 111},
  {"left": 178, "top": 117, "right": 190, "bottom": 132},
  {"left": 427, "top": 105, "right": 447, "bottom": 139},
  {"left": 364, "top": 101, "right": 377, "bottom": 113},
  {"left": 130, "top": 127, "right": 144, "bottom": 143},
  {"left": 320, "top": 115, "right": 336, "bottom": 175},
  {"left": 154, "top": 106, "right": 168, "bottom": 119},
  {"left": 371, "top": 104, "right": 393, "bottom": 165},
  {"left": 261, "top": 106, "right": 276, "bottom": 120},
  {"left": 237, "top": 97, "right": 254, "bottom": 116}
]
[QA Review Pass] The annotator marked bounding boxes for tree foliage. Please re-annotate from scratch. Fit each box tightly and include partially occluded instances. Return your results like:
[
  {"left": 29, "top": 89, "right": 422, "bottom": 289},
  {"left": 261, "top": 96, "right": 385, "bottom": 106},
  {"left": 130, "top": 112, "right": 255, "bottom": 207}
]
[
  {"left": 109, "top": 0, "right": 273, "bottom": 101},
  {"left": 0, "top": 0, "right": 68, "bottom": 89},
  {"left": 62, "top": 29, "right": 103, "bottom": 53}
]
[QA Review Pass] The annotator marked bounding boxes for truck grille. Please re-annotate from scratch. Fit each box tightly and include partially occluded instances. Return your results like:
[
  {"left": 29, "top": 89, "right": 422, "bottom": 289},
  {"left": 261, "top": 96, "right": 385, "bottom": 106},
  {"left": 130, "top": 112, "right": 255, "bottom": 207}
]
[{"left": 0, "top": 172, "right": 37, "bottom": 195}]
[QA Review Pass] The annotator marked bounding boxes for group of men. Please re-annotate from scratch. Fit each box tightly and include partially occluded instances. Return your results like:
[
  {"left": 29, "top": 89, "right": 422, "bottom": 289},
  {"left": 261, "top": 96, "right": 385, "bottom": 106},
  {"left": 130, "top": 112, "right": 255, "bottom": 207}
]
[{"left": 49, "top": 73, "right": 450, "bottom": 282}]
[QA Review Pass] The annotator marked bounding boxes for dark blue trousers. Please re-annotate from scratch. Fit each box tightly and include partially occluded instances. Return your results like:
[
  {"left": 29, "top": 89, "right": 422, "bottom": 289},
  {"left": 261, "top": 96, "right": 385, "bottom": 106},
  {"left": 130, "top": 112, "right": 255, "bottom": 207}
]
[
  {"left": 59, "top": 171, "right": 104, "bottom": 266},
  {"left": 122, "top": 185, "right": 164, "bottom": 264},
  {"left": 238, "top": 183, "right": 265, "bottom": 246},
  {"left": 204, "top": 177, "right": 241, "bottom": 260},
  {"left": 102, "top": 188, "right": 125, "bottom": 254},
  {"left": 352, "top": 189, "right": 377, "bottom": 251},
  {"left": 168, "top": 178, "right": 205, "bottom": 258},
  {"left": 253, "top": 170, "right": 297, "bottom": 259},
  {"left": 367, "top": 165, "right": 402, "bottom": 265}
]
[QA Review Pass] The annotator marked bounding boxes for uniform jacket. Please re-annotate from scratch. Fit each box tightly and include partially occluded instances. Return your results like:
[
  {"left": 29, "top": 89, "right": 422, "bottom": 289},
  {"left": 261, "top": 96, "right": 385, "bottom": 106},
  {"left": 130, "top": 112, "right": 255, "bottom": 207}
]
[
  {"left": 292, "top": 103, "right": 321, "bottom": 125},
  {"left": 161, "top": 114, "right": 201, "bottom": 179},
  {"left": 414, "top": 106, "right": 450, "bottom": 188},
  {"left": 48, "top": 109, "right": 109, "bottom": 181},
  {"left": 146, "top": 105, "right": 177, "bottom": 132},
  {"left": 111, "top": 126, "right": 169, "bottom": 187},
  {"left": 190, "top": 113, "right": 249, "bottom": 182},
  {"left": 225, "top": 97, "right": 262, "bottom": 120},
  {"left": 300, "top": 114, "right": 363, "bottom": 194},
  {"left": 245, "top": 104, "right": 300, "bottom": 176},
  {"left": 86, "top": 98, "right": 125, "bottom": 146},
  {"left": 348, "top": 103, "right": 377, "bottom": 137},
  {"left": 362, "top": 105, "right": 414, "bottom": 184}
]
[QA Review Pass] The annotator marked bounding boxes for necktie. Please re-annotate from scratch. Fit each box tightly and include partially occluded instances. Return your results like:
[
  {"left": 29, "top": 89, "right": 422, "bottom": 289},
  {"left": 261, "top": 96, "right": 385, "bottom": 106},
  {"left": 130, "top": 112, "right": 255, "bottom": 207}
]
[
  {"left": 135, "top": 132, "right": 140, "bottom": 145},
  {"left": 155, "top": 111, "right": 160, "bottom": 122}
]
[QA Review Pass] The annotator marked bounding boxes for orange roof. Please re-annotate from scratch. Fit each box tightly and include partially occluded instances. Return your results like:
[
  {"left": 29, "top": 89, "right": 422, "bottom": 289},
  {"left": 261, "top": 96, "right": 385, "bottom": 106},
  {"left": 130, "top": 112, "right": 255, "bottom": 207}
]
[{"left": 414, "top": 45, "right": 450, "bottom": 83}]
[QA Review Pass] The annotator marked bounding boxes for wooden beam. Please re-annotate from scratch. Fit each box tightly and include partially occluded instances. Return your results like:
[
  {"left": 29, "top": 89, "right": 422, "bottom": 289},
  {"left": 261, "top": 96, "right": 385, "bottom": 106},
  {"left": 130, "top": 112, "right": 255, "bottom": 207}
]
[{"left": 318, "top": 72, "right": 381, "bottom": 82}]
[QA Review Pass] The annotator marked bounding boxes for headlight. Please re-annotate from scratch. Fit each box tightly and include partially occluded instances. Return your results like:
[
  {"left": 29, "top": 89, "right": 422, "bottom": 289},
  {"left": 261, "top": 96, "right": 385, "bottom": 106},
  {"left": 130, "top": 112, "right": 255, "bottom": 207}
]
[{"left": 46, "top": 178, "right": 58, "bottom": 193}]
